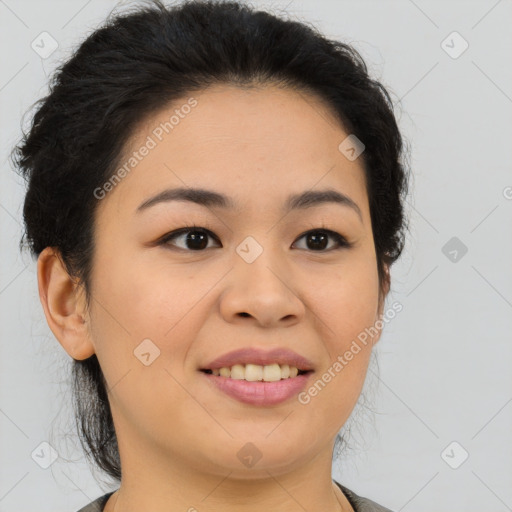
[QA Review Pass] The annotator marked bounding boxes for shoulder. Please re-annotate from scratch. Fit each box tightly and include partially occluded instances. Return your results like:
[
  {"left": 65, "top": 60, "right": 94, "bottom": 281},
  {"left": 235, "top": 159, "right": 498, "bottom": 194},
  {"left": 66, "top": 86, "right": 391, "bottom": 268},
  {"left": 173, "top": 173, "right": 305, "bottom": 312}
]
[
  {"left": 76, "top": 491, "right": 116, "bottom": 512},
  {"left": 334, "top": 480, "right": 395, "bottom": 512}
]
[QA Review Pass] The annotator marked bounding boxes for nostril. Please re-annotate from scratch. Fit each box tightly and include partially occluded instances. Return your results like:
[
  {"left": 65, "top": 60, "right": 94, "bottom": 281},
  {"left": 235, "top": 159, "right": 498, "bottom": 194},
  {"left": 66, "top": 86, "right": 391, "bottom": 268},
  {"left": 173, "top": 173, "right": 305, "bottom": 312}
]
[{"left": 239, "top": 312, "right": 250, "bottom": 317}]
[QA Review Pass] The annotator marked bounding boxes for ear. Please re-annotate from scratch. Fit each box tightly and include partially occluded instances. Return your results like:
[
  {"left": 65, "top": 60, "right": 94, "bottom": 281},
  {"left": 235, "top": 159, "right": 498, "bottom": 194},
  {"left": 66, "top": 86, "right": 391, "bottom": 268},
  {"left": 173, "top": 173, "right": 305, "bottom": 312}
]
[
  {"left": 37, "top": 247, "right": 95, "bottom": 360},
  {"left": 372, "top": 263, "right": 391, "bottom": 347}
]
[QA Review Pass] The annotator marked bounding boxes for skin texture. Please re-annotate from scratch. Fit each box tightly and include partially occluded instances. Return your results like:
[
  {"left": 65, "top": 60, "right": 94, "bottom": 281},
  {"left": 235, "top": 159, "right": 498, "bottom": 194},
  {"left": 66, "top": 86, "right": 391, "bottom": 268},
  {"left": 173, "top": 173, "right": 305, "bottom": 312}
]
[{"left": 37, "top": 84, "right": 389, "bottom": 512}]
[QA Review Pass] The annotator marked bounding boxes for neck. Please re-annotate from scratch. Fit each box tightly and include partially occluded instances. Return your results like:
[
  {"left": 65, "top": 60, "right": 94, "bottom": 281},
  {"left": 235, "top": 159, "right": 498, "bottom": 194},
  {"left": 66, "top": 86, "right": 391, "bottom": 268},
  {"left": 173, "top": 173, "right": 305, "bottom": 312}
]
[{"left": 103, "top": 431, "right": 352, "bottom": 512}]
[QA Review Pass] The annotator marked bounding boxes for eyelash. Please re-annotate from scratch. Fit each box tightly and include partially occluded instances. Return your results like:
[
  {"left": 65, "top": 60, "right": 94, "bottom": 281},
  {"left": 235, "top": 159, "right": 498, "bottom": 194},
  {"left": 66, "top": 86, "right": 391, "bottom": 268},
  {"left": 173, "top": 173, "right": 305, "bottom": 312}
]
[{"left": 157, "top": 223, "right": 352, "bottom": 252}]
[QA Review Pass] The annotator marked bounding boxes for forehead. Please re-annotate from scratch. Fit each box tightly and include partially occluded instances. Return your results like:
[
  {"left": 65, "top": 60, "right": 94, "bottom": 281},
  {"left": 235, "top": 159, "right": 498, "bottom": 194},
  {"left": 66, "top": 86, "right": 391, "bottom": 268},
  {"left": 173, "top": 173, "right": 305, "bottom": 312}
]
[{"left": 98, "top": 84, "right": 369, "bottom": 222}]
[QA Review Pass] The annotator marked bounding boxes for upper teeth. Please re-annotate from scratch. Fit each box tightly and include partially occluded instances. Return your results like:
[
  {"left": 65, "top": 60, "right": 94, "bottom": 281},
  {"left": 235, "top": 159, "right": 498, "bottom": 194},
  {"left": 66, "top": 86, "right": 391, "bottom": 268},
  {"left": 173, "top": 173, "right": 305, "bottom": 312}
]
[{"left": 210, "top": 364, "right": 300, "bottom": 381}]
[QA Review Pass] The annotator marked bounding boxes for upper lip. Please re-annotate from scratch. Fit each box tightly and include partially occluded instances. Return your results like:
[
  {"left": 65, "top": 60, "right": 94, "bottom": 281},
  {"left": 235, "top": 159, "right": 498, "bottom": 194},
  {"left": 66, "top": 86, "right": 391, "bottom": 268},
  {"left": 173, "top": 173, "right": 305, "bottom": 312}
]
[{"left": 201, "top": 347, "right": 315, "bottom": 371}]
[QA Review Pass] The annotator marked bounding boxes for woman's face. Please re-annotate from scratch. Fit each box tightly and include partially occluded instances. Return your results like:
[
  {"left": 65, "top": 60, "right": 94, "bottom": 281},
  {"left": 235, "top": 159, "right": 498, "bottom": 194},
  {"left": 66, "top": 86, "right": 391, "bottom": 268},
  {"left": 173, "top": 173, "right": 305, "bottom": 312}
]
[{"left": 68, "top": 84, "right": 386, "bottom": 481}]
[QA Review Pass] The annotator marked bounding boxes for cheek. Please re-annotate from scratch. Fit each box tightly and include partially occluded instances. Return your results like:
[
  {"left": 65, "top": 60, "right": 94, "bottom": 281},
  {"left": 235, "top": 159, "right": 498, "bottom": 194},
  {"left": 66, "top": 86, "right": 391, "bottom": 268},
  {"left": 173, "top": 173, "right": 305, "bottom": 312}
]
[
  {"left": 87, "top": 256, "right": 200, "bottom": 422},
  {"left": 301, "top": 266, "right": 378, "bottom": 433},
  {"left": 312, "top": 254, "right": 380, "bottom": 338},
  {"left": 305, "top": 253, "right": 379, "bottom": 406},
  {"left": 92, "top": 240, "right": 175, "bottom": 331},
  {"left": 92, "top": 252, "right": 217, "bottom": 370}
]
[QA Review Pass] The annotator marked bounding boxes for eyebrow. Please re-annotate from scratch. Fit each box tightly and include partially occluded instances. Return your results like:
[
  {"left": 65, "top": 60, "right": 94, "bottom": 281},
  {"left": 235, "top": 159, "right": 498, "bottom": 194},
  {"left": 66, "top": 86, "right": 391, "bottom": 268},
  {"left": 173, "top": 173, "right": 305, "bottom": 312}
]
[{"left": 136, "top": 186, "right": 363, "bottom": 221}]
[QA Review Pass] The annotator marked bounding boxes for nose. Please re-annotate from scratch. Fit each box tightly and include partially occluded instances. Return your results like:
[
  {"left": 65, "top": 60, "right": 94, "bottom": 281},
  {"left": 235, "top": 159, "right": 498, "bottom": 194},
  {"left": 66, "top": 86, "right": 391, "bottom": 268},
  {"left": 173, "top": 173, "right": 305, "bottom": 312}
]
[{"left": 219, "top": 251, "right": 305, "bottom": 328}]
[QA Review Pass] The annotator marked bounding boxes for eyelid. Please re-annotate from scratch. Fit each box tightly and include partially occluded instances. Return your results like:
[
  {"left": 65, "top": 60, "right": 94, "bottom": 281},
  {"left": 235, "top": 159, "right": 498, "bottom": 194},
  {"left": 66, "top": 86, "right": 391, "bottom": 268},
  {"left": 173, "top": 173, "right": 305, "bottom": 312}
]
[
  {"left": 157, "top": 224, "right": 352, "bottom": 252},
  {"left": 157, "top": 224, "right": 220, "bottom": 248},
  {"left": 293, "top": 228, "right": 351, "bottom": 250}
]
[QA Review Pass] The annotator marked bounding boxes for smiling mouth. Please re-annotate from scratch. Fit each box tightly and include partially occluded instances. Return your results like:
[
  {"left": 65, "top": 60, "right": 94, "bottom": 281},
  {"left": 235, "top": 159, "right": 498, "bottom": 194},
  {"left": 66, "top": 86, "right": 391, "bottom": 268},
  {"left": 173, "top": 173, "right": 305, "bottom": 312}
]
[
  {"left": 199, "top": 365, "right": 313, "bottom": 406},
  {"left": 199, "top": 363, "right": 311, "bottom": 382}
]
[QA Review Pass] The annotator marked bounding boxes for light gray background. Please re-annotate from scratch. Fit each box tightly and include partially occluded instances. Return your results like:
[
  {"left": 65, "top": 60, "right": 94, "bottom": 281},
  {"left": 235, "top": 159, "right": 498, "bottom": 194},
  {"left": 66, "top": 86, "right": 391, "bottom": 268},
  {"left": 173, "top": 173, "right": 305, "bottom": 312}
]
[{"left": 1, "top": 1, "right": 511, "bottom": 511}]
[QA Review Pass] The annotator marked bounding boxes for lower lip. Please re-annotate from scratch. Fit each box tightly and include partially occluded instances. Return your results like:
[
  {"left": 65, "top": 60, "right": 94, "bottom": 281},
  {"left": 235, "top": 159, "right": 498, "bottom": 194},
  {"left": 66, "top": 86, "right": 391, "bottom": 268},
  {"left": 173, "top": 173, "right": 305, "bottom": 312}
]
[{"left": 200, "top": 371, "right": 312, "bottom": 406}]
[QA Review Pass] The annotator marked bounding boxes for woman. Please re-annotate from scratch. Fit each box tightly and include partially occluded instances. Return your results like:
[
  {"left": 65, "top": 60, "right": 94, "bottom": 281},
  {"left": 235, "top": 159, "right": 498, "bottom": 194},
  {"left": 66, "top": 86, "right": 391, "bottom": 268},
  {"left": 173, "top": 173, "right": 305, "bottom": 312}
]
[{"left": 12, "top": 0, "right": 409, "bottom": 510}]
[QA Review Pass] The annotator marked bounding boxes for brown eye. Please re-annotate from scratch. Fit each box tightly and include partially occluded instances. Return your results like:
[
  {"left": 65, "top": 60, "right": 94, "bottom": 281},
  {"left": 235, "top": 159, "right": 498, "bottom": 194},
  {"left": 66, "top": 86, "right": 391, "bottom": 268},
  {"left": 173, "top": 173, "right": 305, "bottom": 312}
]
[
  {"left": 293, "top": 229, "right": 351, "bottom": 252},
  {"left": 158, "top": 226, "right": 351, "bottom": 253},
  {"left": 159, "top": 227, "right": 220, "bottom": 251}
]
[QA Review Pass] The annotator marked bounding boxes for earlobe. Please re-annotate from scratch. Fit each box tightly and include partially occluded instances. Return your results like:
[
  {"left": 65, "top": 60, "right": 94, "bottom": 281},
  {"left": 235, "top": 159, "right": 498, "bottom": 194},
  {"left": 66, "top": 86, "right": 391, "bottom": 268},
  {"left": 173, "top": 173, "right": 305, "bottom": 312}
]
[
  {"left": 37, "top": 247, "right": 96, "bottom": 360},
  {"left": 378, "top": 263, "right": 391, "bottom": 315},
  {"left": 373, "top": 263, "right": 391, "bottom": 347}
]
